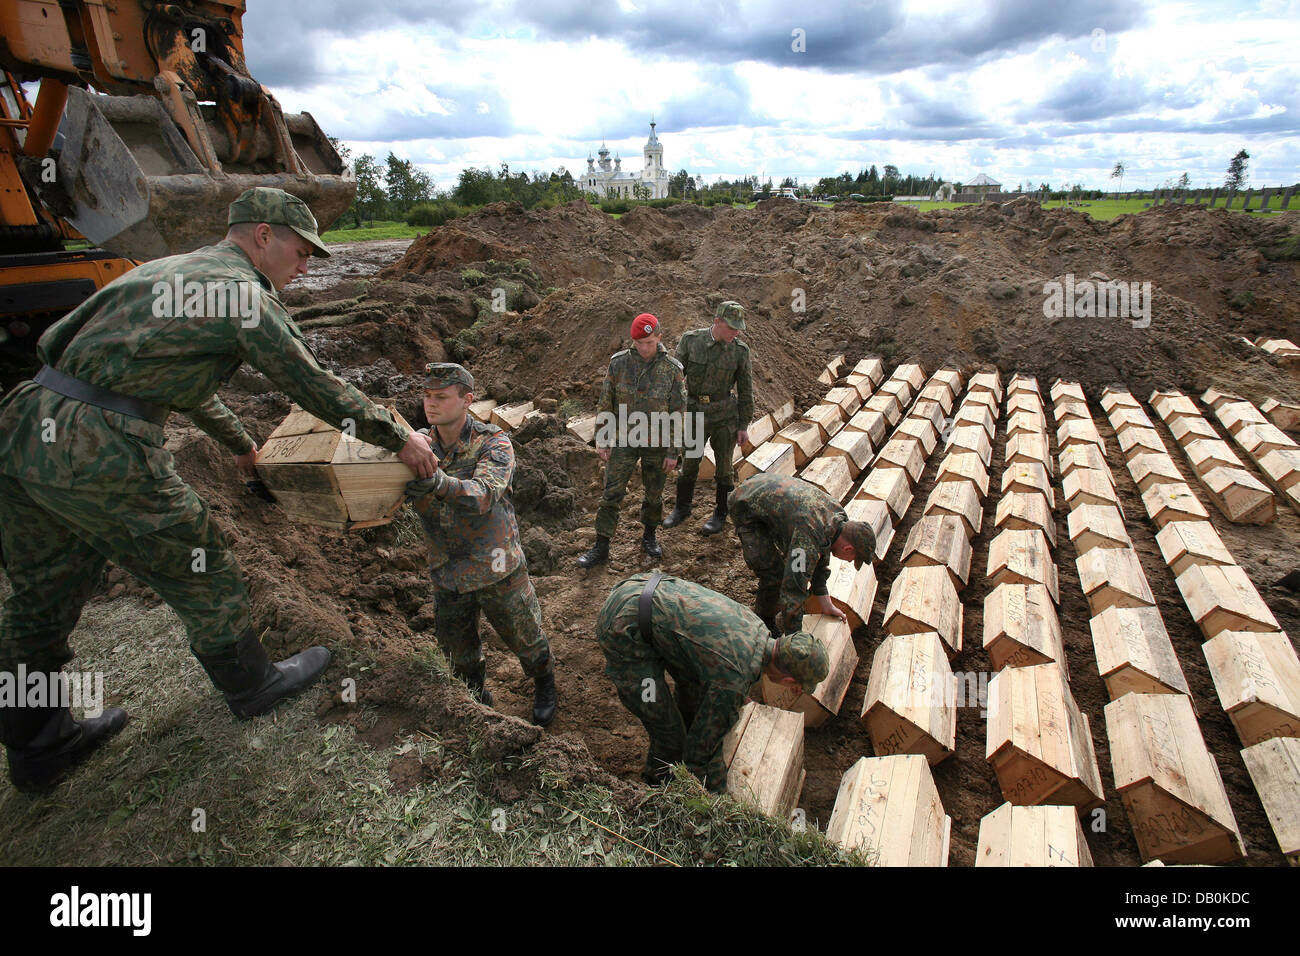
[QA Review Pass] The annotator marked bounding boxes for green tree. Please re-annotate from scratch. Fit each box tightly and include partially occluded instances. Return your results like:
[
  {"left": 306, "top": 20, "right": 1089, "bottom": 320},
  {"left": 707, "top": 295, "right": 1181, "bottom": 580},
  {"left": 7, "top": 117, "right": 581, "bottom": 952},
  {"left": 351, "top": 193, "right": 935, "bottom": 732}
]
[
  {"left": 384, "top": 153, "right": 433, "bottom": 215},
  {"left": 1110, "top": 161, "right": 1125, "bottom": 195},
  {"left": 349, "top": 153, "right": 386, "bottom": 225},
  {"left": 1224, "top": 149, "right": 1250, "bottom": 190},
  {"left": 1176, "top": 171, "right": 1190, "bottom": 190}
]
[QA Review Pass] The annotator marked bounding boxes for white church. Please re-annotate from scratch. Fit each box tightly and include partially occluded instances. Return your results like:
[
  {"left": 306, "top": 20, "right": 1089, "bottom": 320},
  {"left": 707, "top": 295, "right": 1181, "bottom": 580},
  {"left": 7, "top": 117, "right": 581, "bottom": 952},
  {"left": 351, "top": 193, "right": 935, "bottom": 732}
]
[{"left": 580, "top": 119, "right": 670, "bottom": 200}]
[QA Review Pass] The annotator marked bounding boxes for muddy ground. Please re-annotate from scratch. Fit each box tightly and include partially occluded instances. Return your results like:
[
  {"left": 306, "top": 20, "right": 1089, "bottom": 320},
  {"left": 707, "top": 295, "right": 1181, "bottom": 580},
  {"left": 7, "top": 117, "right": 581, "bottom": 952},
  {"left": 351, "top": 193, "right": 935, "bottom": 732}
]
[{"left": 95, "top": 198, "right": 1300, "bottom": 865}]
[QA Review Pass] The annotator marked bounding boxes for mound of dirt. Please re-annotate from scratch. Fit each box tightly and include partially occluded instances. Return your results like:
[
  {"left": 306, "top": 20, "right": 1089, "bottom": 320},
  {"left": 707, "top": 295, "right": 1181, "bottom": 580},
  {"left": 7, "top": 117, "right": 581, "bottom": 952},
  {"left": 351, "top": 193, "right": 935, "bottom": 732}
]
[{"left": 86, "top": 196, "right": 1300, "bottom": 865}]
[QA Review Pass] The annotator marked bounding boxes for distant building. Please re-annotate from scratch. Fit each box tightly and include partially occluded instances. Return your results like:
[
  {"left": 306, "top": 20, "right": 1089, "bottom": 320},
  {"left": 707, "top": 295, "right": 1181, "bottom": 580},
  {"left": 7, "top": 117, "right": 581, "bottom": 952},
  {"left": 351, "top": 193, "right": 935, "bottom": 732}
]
[
  {"left": 580, "top": 119, "right": 670, "bottom": 200},
  {"left": 964, "top": 173, "right": 1001, "bottom": 198},
  {"left": 931, "top": 182, "right": 956, "bottom": 200}
]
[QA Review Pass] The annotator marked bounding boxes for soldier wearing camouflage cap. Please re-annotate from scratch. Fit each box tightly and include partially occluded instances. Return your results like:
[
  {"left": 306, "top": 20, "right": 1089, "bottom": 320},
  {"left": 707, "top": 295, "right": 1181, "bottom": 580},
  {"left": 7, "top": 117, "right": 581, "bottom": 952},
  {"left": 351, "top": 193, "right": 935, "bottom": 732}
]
[
  {"left": 597, "top": 572, "right": 827, "bottom": 791},
  {"left": 405, "top": 362, "right": 557, "bottom": 726},
  {"left": 663, "top": 300, "right": 754, "bottom": 537},
  {"left": 0, "top": 187, "right": 438, "bottom": 792},
  {"left": 728, "top": 474, "right": 877, "bottom": 637}
]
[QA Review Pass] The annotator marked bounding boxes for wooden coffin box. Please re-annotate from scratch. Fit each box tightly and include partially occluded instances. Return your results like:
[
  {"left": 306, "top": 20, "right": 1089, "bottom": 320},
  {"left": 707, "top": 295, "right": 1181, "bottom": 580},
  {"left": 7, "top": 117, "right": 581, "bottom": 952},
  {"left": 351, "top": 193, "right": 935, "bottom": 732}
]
[
  {"left": 1261, "top": 398, "right": 1300, "bottom": 432},
  {"left": 1090, "top": 605, "right": 1190, "bottom": 701},
  {"left": 801, "top": 401, "right": 846, "bottom": 443},
  {"left": 772, "top": 420, "right": 825, "bottom": 469},
  {"left": 882, "top": 564, "right": 963, "bottom": 655},
  {"left": 901, "top": 514, "right": 973, "bottom": 590},
  {"left": 1203, "top": 630, "right": 1300, "bottom": 747},
  {"left": 896, "top": 416, "right": 939, "bottom": 457},
  {"left": 1117, "top": 426, "right": 1165, "bottom": 458},
  {"left": 823, "top": 427, "right": 875, "bottom": 478},
  {"left": 490, "top": 400, "right": 535, "bottom": 431},
  {"left": 1199, "top": 466, "right": 1276, "bottom": 525},
  {"left": 975, "top": 802, "right": 1094, "bottom": 867},
  {"left": 862, "top": 632, "right": 957, "bottom": 765},
  {"left": 759, "top": 614, "right": 858, "bottom": 729},
  {"left": 1063, "top": 467, "right": 1121, "bottom": 512},
  {"left": 968, "top": 371, "right": 1004, "bottom": 405},
  {"left": 987, "top": 528, "right": 1060, "bottom": 605},
  {"left": 844, "top": 497, "right": 894, "bottom": 561},
  {"left": 737, "top": 441, "right": 797, "bottom": 482},
  {"left": 994, "top": 491, "right": 1057, "bottom": 548},
  {"left": 1050, "top": 380, "right": 1086, "bottom": 405},
  {"left": 1141, "top": 481, "right": 1210, "bottom": 527},
  {"left": 986, "top": 662, "right": 1105, "bottom": 810},
  {"left": 853, "top": 356, "right": 886, "bottom": 385},
  {"left": 865, "top": 392, "right": 903, "bottom": 427},
  {"left": 873, "top": 437, "right": 927, "bottom": 485},
  {"left": 256, "top": 405, "right": 416, "bottom": 531},
  {"left": 1003, "top": 462, "right": 1055, "bottom": 509},
  {"left": 1076, "top": 546, "right": 1155, "bottom": 616},
  {"left": 825, "top": 754, "right": 952, "bottom": 866},
  {"left": 936, "top": 451, "right": 990, "bottom": 498},
  {"left": 1104, "top": 693, "right": 1245, "bottom": 865},
  {"left": 722, "top": 702, "right": 805, "bottom": 819},
  {"left": 799, "top": 454, "right": 854, "bottom": 503},
  {"left": 844, "top": 407, "right": 889, "bottom": 447},
  {"left": 1155, "top": 520, "right": 1234, "bottom": 578},
  {"left": 739, "top": 413, "right": 777, "bottom": 456},
  {"left": 1126, "top": 452, "right": 1182, "bottom": 493},
  {"left": 823, "top": 386, "right": 863, "bottom": 417},
  {"left": 1099, "top": 388, "right": 1140, "bottom": 414},
  {"left": 983, "top": 582, "right": 1065, "bottom": 671},
  {"left": 1240, "top": 737, "right": 1300, "bottom": 866},
  {"left": 924, "top": 477, "right": 984, "bottom": 540},
  {"left": 806, "top": 556, "right": 878, "bottom": 631},
  {"left": 1058, "top": 442, "right": 1111, "bottom": 482},
  {"left": 1067, "top": 502, "right": 1132, "bottom": 555},
  {"left": 857, "top": 466, "right": 914, "bottom": 523},
  {"left": 1175, "top": 563, "right": 1281, "bottom": 639},
  {"left": 565, "top": 412, "right": 598, "bottom": 444}
]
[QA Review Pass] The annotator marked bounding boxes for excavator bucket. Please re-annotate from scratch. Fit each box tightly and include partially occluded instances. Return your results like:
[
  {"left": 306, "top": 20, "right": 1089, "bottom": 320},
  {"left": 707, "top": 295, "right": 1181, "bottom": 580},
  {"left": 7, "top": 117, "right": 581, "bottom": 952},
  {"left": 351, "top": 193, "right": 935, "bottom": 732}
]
[{"left": 47, "top": 87, "right": 353, "bottom": 261}]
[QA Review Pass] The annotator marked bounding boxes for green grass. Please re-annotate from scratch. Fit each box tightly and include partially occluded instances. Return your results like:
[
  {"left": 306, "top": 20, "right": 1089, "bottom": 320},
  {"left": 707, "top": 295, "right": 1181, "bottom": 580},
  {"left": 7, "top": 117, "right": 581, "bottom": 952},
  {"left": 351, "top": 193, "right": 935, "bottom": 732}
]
[
  {"left": 0, "top": 577, "right": 865, "bottom": 867},
  {"left": 321, "top": 221, "right": 426, "bottom": 243}
]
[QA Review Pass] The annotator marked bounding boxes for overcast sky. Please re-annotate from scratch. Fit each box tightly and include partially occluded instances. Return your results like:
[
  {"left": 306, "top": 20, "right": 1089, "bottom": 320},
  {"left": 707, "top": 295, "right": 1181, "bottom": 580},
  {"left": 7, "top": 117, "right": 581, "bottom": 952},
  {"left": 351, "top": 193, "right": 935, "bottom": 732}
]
[{"left": 242, "top": 0, "right": 1299, "bottom": 193}]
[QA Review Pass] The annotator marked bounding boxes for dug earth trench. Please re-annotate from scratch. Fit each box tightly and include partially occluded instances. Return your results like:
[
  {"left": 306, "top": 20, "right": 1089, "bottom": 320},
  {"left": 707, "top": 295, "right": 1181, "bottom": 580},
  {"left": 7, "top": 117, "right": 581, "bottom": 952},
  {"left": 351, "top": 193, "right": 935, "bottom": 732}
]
[{"left": 94, "top": 199, "right": 1300, "bottom": 864}]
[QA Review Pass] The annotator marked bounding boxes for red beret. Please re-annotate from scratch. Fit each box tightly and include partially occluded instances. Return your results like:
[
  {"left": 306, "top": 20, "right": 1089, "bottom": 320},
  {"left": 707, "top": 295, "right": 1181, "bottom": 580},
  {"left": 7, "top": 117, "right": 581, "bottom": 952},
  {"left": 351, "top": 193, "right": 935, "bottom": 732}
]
[{"left": 630, "top": 313, "right": 658, "bottom": 339}]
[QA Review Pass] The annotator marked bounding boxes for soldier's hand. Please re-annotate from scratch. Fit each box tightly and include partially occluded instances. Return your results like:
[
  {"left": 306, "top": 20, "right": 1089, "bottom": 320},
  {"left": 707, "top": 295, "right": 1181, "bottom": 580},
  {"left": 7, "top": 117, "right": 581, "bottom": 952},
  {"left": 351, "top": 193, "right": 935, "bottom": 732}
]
[
  {"left": 399, "top": 430, "right": 438, "bottom": 478},
  {"left": 664, "top": 456, "right": 678, "bottom": 472},
  {"left": 234, "top": 441, "right": 260, "bottom": 478},
  {"left": 598, "top": 446, "right": 611, "bottom": 463},
  {"left": 816, "top": 595, "right": 848, "bottom": 622},
  {"left": 736, "top": 429, "right": 749, "bottom": 448}
]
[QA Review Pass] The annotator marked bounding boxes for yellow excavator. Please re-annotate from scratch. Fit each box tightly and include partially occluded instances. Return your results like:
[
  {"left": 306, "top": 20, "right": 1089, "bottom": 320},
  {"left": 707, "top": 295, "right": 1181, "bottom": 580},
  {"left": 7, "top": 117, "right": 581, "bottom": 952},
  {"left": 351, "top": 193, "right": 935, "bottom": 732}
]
[{"left": 0, "top": 0, "right": 353, "bottom": 363}]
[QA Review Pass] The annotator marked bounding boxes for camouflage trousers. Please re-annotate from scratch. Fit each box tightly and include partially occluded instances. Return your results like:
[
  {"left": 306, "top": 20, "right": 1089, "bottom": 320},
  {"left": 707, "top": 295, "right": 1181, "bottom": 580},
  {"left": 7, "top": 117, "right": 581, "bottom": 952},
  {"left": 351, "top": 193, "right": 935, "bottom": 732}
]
[
  {"left": 596, "top": 591, "right": 726, "bottom": 792},
  {"left": 0, "top": 474, "right": 248, "bottom": 672},
  {"left": 433, "top": 565, "right": 553, "bottom": 679},
  {"left": 679, "top": 411, "right": 739, "bottom": 486},
  {"left": 732, "top": 517, "right": 787, "bottom": 626},
  {"left": 594, "top": 447, "right": 672, "bottom": 538}
]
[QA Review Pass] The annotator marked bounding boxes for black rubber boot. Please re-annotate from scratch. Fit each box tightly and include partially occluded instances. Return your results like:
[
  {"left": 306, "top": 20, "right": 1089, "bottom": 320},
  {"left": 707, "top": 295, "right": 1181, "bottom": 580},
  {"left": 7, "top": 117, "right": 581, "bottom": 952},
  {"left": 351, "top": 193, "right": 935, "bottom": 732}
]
[
  {"left": 463, "top": 666, "right": 494, "bottom": 707},
  {"left": 192, "top": 629, "right": 331, "bottom": 720},
  {"left": 576, "top": 535, "right": 610, "bottom": 568},
  {"left": 641, "top": 524, "right": 662, "bottom": 559},
  {"left": 641, "top": 747, "right": 678, "bottom": 786},
  {"left": 532, "top": 670, "right": 557, "bottom": 727},
  {"left": 702, "top": 484, "right": 731, "bottom": 536},
  {"left": 2, "top": 702, "right": 129, "bottom": 794},
  {"left": 662, "top": 478, "right": 696, "bottom": 529}
]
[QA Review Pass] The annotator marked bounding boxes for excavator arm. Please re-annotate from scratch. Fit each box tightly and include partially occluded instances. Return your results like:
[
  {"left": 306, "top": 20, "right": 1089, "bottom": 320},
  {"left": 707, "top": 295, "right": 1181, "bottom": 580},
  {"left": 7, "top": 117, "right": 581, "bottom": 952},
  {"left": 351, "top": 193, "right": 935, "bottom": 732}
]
[{"left": 0, "top": 0, "right": 353, "bottom": 361}]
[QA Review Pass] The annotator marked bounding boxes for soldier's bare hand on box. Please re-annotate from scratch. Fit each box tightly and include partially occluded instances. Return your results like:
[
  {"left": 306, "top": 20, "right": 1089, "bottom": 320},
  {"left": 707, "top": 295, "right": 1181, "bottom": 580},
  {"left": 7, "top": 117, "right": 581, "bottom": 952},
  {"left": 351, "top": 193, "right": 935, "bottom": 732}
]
[
  {"left": 234, "top": 442, "right": 260, "bottom": 478},
  {"left": 815, "top": 595, "right": 848, "bottom": 622},
  {"left": 664, "top": 456, "right": 678, "bottom": 472},
  {"left": 399, "top": 430, "right": 438, "bottom": 478}
]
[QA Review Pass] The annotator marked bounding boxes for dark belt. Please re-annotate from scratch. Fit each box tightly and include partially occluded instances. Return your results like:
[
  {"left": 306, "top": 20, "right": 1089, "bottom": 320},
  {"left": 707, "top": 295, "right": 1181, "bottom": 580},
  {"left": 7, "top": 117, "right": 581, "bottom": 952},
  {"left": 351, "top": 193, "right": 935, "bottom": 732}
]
[
  {"left": 689, "top": 392, "right": 733, "bottom": 405},
  {"left": 34, "top": 365, "right": 169, "bottom": 426},
  {"left": 637, "top": 571, "right": 666, "bottom": 642}
]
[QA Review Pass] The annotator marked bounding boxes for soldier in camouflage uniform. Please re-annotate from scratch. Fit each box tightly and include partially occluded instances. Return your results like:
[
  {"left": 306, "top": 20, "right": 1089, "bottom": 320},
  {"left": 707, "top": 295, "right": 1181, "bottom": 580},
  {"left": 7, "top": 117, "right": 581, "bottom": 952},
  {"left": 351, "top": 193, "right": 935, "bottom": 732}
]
[
  {"left": 0, "top": 187, "right": 438, "bottom": 792},
  {"left": 405, "top": 362, "right": 556, "bottom": 725},
  {"left": 596, "top": 572, "right": 828, "bottom": 791},
  {"left": 577, "top": 313, "right": 687, "bottom": 567},
  {"left": 663, "top": 300, "right": 754, "bottom": 536},
  {"left": 728, "top": 474, "right": 878, "bottom": 637}
]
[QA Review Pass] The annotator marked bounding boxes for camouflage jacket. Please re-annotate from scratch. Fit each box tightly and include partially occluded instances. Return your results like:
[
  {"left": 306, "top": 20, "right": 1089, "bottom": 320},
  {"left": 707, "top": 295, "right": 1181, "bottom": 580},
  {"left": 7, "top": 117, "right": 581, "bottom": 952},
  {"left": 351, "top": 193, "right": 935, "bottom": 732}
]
[
  {"left": 675, "top": 328, "right": 754, "bottom": 425},
  {"left": 598, "top": 573, "right": 775, "bottom": 767},
  {"left": 729, "top": 474, "right": 847, "bottom": 611},
  {"left": 596, "top": 344, "right": 686, "bottom": 458},
  {"left": 408, "top": 416, "right": 524, "bottom": 593},
  {"left": 0, "top": 239, "right": 409, "bottom": 493}
]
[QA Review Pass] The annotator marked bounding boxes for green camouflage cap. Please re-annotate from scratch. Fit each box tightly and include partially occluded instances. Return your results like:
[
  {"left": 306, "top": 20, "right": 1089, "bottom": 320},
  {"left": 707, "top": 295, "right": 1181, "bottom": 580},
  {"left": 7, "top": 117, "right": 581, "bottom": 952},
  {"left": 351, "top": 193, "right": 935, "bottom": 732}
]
[
  {"left": 423, "top": 362, "right": 474, "bottom": 391},
  {"left": 839, "top": 520, "right": 877, "bottom": 569},
  {"left": 773, "top": 631, "right": 830, "bottom": 693},
  {"left": 228, "top": 187, "right": 330, "bottom": 258},
  {"left": 715, "top": 300, "right": 746, "bottom": 330}
]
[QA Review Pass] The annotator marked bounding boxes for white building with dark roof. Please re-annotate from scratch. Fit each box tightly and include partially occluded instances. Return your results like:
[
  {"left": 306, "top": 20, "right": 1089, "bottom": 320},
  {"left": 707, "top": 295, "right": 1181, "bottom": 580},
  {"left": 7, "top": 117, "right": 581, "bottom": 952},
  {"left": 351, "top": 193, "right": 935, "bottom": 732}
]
[{"left": 580, "top": 119, "right": 670, "bottom": 200}]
